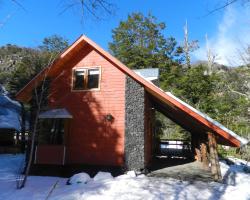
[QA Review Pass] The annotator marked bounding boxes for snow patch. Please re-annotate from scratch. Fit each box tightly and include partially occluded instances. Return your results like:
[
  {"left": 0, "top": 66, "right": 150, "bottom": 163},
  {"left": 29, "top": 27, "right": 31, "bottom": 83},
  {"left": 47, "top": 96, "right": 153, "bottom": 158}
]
[
  {"left": 68, "top": 173, "right": 91, "bottom": 185},
  {"left": 93, "top": 172, "right": 113, "bottom": 182},
  {"left": 126, "top": 171, "right": 136, "bottom": 177},
  {"left": 1, "top": 155, "right": 250, "bottom": 200}
]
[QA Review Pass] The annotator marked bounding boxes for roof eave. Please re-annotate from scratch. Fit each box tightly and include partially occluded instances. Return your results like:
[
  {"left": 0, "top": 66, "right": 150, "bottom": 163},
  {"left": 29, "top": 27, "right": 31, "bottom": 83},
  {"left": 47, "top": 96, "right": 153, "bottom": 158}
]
[{"left": 16, "top": 35, "right": 86, "bottom": 102}]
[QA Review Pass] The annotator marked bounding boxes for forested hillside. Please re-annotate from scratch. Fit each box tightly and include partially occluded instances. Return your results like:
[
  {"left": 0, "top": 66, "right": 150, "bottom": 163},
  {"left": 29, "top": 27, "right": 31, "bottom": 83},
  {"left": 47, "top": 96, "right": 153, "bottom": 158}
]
[
  {"left": 0, "top": 35, "right": 68, "bottom": 96},
  {"left": 0, "top": 45, "right": 34, "bottom": 88}
]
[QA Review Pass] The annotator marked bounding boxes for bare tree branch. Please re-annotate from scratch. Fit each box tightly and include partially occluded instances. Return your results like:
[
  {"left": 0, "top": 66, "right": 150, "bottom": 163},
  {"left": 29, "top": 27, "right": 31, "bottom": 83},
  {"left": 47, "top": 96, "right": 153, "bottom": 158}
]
[
  {"left": 60, "top": 0, "right": 115, "bottom": 20},
  {"left": 0, "top": 13, "right": 13, "bottom": 29},
  {"left": 227, "top": 86, "right": 250, "bottom": 99},
  {"left": 96, "top": 0, "right": 114, "bottom": 15},
  {"left": 11, "top": 0, "right": 27, "bottom": 12},
  {"left": 204, "top": 0, "right": 238, "bottom": 17}
]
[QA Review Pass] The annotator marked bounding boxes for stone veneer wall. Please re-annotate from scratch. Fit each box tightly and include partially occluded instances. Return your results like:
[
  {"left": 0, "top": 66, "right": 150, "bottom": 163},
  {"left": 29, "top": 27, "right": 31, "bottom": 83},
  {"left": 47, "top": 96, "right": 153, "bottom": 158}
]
[{"left": 125, "top": 76, "right": 145, "bottom": 171}]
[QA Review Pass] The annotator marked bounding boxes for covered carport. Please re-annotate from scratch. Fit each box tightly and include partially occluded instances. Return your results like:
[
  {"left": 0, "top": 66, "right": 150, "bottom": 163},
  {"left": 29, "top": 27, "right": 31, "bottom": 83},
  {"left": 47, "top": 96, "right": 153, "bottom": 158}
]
[
  {"left": 0, "top": 91, "right": 22, "bottom": 153},
  {"left": 145, "top": 90, "right": 248, "bottom": 181}
]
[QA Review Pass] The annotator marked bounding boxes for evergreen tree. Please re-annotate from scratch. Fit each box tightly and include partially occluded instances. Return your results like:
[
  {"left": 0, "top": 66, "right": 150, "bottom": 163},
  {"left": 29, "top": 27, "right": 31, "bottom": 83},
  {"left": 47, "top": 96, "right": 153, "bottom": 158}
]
[
  {"left": 39, "top": 35, "right": 69, "bottom": 54},
  {"left": 109, "top": 12, "right": 182, "bottom": 70}
]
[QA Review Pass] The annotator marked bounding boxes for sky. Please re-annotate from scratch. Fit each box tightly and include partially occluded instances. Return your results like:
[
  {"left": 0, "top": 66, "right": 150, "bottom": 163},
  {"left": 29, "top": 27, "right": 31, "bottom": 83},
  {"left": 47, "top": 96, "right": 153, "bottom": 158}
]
[{"left": 0, "top": 0, "right": 249, "bottom": 66}]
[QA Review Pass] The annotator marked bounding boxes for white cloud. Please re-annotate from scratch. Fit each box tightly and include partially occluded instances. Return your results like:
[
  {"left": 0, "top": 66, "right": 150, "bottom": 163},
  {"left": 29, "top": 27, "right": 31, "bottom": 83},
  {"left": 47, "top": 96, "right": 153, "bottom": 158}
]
[{"left": 194, "top": 5, "right": 250, "bottom": 66}]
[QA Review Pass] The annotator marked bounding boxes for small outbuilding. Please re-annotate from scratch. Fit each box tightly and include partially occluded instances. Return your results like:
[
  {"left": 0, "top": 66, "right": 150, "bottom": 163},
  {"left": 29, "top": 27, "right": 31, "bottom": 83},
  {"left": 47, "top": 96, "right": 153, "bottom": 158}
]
[
  {"left": 0, "top": 85, "right": 22, "bottom": 152},
  {"left": 16, "top": 35, "right": 248, "bottom": 180}
]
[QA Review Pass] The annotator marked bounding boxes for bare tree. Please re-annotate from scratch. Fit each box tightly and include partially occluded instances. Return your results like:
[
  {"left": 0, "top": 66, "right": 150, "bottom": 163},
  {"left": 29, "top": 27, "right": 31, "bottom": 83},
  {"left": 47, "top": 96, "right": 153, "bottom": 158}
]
[
  {"left": 183, "top": 20, "right": 199, "bottom": 68},
  {"left": 18, "top": 56, "right": 55, "bottom": 189},
  {"left": 238, "top": 45, "right": 250, "bottom": 67},
  {"left": 228, "top": 45, "right": 250, "bottom": 100},
  {"left": 183, "top": 20, "right": 190, "bottom": 68},
  {"left": 205, "top": 34, "right": 218, "bottom": 75}
]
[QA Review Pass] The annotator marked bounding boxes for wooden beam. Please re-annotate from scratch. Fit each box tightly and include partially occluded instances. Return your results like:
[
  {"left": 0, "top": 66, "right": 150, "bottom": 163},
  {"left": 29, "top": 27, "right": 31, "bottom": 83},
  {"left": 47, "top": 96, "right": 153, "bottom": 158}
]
[{"left": 208, "top": 132, "right": 222, "bottom": 181}]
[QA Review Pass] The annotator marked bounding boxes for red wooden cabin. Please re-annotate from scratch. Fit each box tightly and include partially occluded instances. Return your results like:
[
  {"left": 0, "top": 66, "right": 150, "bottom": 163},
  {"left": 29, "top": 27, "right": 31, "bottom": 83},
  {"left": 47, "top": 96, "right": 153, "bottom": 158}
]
[{"left": 16, "top": 35, "right": 248, "bottom": 173}]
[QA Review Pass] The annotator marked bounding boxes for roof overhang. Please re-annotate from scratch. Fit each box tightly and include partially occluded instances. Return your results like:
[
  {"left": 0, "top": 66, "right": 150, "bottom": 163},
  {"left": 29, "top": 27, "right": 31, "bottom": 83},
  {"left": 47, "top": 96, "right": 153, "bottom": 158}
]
[
  {"left": 166, "top": 92, "right": 248, "bottom": 146},
  {"left": 15, "top": 35, "right": 90, "bottom": 102},
  {"left": 38, "top": 108, "right": 73, "bottom": 119},
  {"left": 149, "top": 91, "right": 248, "bottom": 147}
]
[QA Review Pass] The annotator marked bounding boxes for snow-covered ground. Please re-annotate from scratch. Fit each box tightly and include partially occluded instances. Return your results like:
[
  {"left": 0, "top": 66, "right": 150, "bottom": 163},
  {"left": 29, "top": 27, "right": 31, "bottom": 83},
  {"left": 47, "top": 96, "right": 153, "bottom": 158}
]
[{"left": 0, "top": 154, "right": 250, "bottom": 200}]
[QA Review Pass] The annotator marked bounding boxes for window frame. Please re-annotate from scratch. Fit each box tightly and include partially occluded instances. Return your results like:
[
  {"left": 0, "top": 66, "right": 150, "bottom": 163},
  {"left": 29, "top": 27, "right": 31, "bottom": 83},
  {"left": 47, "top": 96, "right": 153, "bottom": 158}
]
[
  {"left": 71, "top": 66, "right": 101, "bottom": 91},
  {"left": 37, "top": 118, "right": 65, "bottom": 145}
]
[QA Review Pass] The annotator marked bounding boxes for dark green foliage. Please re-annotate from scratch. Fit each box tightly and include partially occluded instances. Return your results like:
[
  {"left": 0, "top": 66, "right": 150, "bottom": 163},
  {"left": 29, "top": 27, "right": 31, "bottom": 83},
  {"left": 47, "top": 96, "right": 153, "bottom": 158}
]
[
  {"left": 0, "top": 35, "right": 69, "bottom": 96},
  {"left": 155, "top": 111, "right": 191, "bottom": 140},
  {"left": 39, "top": 35, "right": 69, "bottom": 54},
  {"left": 109, "top": 12, "right": 249, "bottom": 147},
  {"left": 109, "top": 12, "right": 182, "bottom": 70}
]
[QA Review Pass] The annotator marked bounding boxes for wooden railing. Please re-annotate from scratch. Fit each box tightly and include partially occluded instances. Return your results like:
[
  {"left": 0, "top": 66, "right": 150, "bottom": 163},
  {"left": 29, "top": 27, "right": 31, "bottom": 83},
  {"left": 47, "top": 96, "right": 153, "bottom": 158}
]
[{"left": 159, "top": 140, "right": 192, "bottom": 157}]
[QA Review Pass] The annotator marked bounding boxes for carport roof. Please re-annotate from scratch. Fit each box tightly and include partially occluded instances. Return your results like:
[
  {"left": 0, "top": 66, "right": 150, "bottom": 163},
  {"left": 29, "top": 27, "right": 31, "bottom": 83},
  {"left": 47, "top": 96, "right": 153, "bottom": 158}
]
[{"left": 16, "top": 35, "right": 248, "bottom": 147}]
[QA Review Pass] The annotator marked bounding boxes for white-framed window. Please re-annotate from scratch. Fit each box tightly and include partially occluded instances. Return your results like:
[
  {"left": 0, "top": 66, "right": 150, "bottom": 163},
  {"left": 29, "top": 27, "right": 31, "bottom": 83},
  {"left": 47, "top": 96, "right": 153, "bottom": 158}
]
[{"left": 72, "top": 67, "right": 101, "bottom": 90}]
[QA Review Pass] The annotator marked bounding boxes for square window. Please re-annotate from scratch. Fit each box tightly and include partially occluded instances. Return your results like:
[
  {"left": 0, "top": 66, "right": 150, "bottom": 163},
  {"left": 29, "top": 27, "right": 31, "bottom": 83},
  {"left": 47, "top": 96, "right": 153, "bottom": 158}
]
[
  {"left": 72, "top": 67, "right": 100, "bottom": 90},
  {"left": 38, "top": 119, "right": 64, "bottom": 145},
  {"left": 73, "top": 69, "right": 86, "bottom": 90},
  {"left": 87, "top": 69, "right": 100, "bottom": 89}
]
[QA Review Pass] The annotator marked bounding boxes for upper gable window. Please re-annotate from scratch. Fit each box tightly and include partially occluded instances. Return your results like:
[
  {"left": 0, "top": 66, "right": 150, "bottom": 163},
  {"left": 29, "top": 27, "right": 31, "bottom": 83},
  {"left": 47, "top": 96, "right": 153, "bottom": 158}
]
[{"left": 73, "top": 67, "right": 100, "bottom": 90}]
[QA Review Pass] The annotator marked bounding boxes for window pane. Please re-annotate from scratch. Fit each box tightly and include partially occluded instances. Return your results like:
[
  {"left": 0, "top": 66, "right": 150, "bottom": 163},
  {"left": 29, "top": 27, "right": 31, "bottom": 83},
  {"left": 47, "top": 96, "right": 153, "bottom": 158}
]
[
  {"left": 38, "top": 119, "right": 64, "bottom": 145},
  {"left": 74, "top": 69, "right": 85, "bottom": 90},
  {"left": 87, "top": 69, "right": 100, "bottom": 89}
]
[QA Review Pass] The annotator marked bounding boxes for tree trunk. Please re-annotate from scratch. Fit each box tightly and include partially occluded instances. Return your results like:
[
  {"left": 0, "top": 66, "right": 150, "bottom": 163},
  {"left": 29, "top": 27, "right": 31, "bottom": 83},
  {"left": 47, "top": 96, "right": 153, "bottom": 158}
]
[{"left": 19, "top": 112, "right": 39, "bottom": 188}]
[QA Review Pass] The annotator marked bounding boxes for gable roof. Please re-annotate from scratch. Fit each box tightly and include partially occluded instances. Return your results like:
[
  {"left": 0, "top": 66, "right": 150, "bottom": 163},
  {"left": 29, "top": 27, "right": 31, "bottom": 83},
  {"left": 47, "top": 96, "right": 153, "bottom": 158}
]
[{"left": 16, "top": 35, "right": 248, "bottom": 147}]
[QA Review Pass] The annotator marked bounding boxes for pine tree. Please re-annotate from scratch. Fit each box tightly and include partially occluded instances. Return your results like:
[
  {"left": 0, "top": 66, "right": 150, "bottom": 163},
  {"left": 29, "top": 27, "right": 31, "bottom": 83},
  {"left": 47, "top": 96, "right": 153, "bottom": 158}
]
[{"left": 109, "top": 12, "right": 182, "bottom": 70}]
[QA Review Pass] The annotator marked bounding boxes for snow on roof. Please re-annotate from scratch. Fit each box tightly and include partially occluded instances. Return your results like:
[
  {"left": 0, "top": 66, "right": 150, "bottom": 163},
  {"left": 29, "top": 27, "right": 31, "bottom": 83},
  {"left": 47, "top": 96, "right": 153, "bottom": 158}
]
[
  {"left": 0, "top": 85, "right": 8, "bottom": 96},
  {"left": 133, "top": 68, "right": 159, "bottom": 81},
  {"left": 38, "top": 108, "right": 73, "bottom": 119},
  {"left": 166, "top": 92, "right": 249, "bottom": 146},
  {"left": 0, "top": 94, "right": 21, "bottom": 131}
]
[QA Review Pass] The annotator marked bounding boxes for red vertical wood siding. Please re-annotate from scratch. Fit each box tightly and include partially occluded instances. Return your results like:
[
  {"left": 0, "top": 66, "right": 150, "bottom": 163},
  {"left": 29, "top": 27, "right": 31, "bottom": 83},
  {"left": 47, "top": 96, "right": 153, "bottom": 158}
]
[
  {"left": 35, "top": 145, "right": 65, "bottom": 165},
  {"left": 48, "top": 47, "right": 125, "bottom": 166}
]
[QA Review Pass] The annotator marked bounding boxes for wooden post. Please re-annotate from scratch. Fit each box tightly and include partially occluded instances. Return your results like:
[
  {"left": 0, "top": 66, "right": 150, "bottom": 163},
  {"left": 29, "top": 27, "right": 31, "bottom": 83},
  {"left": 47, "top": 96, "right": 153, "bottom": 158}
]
[
  {"left": 191, "top": 133, "right": 202, "bottom": 161},
  {"left": 195, "top": 147, "right": 202, "bottom": 161},
  {"left": 201, "top": 142, "right": 209, "bottom": 169},
  {"left": 208, "top": 132, "right": 222, "bottom": 181}
]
